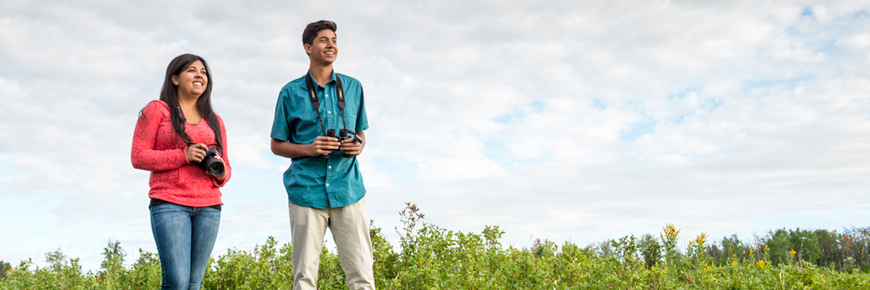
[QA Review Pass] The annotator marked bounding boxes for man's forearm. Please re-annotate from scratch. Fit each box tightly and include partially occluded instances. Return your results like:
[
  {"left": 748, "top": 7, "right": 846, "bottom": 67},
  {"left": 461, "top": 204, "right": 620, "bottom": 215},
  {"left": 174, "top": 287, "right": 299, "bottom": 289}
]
[{"left": 271, "top": 138, "right": 314, "bottom": 159}]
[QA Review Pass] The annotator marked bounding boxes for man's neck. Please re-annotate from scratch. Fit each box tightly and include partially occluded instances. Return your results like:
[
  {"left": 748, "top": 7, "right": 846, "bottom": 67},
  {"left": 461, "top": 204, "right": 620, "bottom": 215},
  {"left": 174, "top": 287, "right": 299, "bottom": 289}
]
[{"left": 309, "top": 63, "right": 333, "bottom": 87}]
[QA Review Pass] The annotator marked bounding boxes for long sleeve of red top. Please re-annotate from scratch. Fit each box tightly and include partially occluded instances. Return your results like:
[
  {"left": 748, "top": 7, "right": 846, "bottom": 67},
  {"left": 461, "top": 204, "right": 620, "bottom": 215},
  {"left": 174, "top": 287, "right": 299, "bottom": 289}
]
[{"left": 131, "top": 100, "right": 230, "bottom": 207}]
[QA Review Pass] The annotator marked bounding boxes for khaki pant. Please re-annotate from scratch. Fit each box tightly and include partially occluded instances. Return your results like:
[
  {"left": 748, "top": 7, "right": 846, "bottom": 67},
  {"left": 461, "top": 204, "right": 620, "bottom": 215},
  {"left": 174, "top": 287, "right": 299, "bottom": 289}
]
[{"left": 288, "top": 197, "right": 375, "bottom": 290}]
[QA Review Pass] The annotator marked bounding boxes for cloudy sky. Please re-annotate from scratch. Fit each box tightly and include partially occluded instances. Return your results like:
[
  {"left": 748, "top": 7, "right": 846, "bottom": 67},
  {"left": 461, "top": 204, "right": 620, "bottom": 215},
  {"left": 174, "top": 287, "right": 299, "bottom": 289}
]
[{"left": 2, "top": 0, "right": 870, "bottom": 271}]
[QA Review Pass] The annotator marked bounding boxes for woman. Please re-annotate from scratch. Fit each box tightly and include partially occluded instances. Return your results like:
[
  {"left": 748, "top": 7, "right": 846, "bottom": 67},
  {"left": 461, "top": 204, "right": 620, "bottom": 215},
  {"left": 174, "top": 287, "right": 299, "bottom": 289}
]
[{"left": 131, "top": 53, "right": 230, "bottom": 289}]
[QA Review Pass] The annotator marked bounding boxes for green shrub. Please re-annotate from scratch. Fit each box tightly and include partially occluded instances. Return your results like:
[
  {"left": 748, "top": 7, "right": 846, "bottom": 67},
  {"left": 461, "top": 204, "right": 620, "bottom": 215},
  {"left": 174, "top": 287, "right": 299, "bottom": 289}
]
[{"left": 2, "top": 205, "right": 870, "bottom": 289}]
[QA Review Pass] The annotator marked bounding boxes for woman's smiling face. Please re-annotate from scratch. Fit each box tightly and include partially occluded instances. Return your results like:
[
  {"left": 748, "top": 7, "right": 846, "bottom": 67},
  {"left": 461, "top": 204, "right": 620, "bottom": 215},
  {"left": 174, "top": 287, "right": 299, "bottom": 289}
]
[{"left": 172, "top": 60, "right": 208, "bottom": 98}]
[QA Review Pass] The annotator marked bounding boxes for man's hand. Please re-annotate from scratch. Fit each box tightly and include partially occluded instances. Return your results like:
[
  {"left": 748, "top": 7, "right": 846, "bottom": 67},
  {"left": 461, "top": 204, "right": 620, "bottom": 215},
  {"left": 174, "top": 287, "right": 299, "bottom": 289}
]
[
  {"left": 339, "top": 138, "right": 363, "bottom": 156},
  {"left": 310, "top": 136, "right": 340, "bottom": 156}
]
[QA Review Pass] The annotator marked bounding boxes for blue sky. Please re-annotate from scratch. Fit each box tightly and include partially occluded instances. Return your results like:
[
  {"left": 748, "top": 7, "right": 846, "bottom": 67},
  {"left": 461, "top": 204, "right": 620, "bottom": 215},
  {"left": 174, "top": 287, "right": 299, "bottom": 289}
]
[{"left": 2, "top": 0, "right": 870, "bottom": 271}]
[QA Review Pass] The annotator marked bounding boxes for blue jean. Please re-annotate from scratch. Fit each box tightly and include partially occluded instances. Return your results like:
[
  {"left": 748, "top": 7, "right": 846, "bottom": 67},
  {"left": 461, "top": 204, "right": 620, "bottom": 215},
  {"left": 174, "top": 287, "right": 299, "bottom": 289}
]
[{"left": 150, "top": 203, "right": 221, "bottom": 290}]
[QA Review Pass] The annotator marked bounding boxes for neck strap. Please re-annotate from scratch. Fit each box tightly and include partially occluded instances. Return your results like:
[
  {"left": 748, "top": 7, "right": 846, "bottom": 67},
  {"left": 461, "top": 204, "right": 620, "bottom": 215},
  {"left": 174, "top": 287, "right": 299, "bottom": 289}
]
[{"left": 305, "top": 71, "right": 347, "bottom": 135}]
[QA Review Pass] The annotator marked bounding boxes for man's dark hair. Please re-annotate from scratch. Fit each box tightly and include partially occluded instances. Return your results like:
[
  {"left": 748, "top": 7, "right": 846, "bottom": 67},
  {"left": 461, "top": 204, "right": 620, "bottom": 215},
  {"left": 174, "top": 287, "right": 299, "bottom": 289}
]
[{"left": 302, "top": 20, "right": 337, "bottom": 45}]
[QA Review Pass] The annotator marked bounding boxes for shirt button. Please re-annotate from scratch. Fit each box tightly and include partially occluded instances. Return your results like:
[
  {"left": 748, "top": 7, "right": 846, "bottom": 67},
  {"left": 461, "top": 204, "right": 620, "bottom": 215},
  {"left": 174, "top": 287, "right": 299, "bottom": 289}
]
[
  {"left": 326, "top": 183, "right": 330, "bottom": 187},
  {"left": 328, "top": 111, "right": 332, "bottom": 114},
  {"left": 326, "top": 94, "right": 329, "bottom": 97},
  {"left": 328, "top": 166, "right": 332, "bottom": 169}
]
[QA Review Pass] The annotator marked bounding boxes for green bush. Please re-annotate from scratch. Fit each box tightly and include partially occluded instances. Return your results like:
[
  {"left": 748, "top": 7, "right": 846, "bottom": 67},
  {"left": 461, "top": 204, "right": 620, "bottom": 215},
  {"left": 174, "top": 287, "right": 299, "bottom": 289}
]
[{"left": 3, "top": 204, "right": 870, "bottom": 289}]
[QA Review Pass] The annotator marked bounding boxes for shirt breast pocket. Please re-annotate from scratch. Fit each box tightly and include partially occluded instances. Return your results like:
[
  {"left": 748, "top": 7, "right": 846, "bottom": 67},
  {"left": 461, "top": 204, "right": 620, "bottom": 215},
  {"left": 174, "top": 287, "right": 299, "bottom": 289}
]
[
  {"left": 290, "top": 109, "right": 322, "bottom": 133},
  {"left": 343, "top": 104, "right": 359, "bottom": 131}
]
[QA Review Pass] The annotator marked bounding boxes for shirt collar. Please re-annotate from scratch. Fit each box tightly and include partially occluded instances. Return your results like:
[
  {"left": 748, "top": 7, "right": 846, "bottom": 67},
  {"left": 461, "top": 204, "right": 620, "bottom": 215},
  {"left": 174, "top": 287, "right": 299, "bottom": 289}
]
[{"left": 305, "top": 70, "right": 337, "bottom": 89}]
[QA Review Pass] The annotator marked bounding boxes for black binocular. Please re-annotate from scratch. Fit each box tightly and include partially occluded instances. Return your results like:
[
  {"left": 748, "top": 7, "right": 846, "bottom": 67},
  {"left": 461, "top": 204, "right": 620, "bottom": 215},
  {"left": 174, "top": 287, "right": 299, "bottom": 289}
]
[{"left": 324, "top": 129, "right": 362, "bottom": 158}]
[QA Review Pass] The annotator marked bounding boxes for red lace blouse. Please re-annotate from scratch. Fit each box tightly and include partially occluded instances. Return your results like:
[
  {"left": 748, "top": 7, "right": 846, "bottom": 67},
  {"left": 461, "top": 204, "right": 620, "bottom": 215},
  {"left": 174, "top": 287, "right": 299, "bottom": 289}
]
[{"left": 131, "top": 100, "right": 230, "bottom": 207}]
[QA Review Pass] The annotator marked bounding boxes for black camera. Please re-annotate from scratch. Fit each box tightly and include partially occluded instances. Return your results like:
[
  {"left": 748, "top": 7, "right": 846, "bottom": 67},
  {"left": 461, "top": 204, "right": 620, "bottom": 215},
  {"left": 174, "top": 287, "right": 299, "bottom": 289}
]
[
  {"left": 325, "top": 129, "right": 362, "bottom": 158},
  {"left": 198, "top": 147, "right": 225, "bottom": 176}
]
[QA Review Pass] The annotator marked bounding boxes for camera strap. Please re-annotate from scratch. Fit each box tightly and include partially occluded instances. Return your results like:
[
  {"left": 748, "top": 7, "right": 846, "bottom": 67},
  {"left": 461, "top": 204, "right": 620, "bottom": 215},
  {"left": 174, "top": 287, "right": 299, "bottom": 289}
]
[{"left": 305, "top": 72, "right": 348, "bottom": 135}]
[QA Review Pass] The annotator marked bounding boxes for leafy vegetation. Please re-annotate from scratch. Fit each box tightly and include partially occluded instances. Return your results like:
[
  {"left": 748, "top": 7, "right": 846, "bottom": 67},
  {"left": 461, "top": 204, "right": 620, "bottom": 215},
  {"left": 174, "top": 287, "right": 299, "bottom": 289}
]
[
  {"left": 0, "top": 261, "right": 10, "bottom": 280},
  {"left": 3, "top": 203, "right": 870, "bottom": 289}
]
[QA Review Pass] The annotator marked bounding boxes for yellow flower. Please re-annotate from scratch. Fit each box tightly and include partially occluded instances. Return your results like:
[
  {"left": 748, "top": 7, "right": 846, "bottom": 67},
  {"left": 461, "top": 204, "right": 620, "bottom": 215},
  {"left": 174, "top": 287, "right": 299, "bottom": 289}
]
[
  {"left": 731, "top": 261, "right": 738, "bottom": 266},
  {"left": 756, "top": 260, "right": 767, "bottom": 269},
  {"left": 695, "top": 233, "right": 708, "bottom": 244},
  {"left": 662, "top": 223, "right": 681, "bottom": 240},
  {"left": 764, "top": 245, "right": 769, "bottom": 252},
  {"left": 789, "top": 249, "right": 796, "bottom": 256}
]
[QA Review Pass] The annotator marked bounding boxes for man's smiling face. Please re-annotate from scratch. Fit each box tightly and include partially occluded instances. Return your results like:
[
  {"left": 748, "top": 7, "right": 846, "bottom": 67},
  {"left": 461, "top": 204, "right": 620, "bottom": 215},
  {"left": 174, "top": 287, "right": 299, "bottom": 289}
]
[{"left": 306, "top": 29, "right": 338, "bottom": 65}]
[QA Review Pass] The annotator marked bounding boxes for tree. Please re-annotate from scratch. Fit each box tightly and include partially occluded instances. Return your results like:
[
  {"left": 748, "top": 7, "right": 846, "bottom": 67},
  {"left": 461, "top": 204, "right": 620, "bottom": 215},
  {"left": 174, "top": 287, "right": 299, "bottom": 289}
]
[
  {"left": 709, "top": 234, "right": 750, "bottom": 266},
  {"left": 101, "top": 239, "right": 126, "bottom": 274},
  {"left": 0, "top": 259, "right": 11, "bottom": 279},
  {"left": 639, "top": 234, "right": 661, "bottom": 269},
  {"left": 45, "top": 247, "right": 68, "bottom": 271}
]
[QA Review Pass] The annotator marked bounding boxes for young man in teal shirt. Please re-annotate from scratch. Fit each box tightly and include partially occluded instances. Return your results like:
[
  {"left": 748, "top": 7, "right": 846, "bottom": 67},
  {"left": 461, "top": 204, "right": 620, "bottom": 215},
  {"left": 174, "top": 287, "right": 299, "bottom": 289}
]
[{"left": 270, "top": 20, "right": 374, "bottom": 289}]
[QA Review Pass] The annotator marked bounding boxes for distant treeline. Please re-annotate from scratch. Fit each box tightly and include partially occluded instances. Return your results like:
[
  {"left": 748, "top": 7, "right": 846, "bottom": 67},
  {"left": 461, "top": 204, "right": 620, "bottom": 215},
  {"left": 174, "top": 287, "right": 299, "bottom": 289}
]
[
  {"left": 712, "top": 227, "right": 870, "bottom": 271},
  {"left": 594, "top": 226, "right": 870, "bottom": 273}
]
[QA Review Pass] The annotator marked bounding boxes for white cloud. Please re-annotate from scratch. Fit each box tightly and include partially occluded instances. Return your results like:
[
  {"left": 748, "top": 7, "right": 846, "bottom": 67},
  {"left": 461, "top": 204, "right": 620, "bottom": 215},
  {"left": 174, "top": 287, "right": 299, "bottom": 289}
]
[
  {"left": 837, "top": 32, "right": 870, "bottom": 50},
  {"left": 3, "top": 0, "right": 870, "bottom": 271}
]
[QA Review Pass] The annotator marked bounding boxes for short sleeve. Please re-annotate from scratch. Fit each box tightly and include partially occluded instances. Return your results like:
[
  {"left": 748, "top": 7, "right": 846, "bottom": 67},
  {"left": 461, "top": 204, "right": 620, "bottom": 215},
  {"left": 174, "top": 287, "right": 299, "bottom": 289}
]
[
  {"left": 355, "top": 85, "right": 369, "bottom": 132},
  {"left": 271, "top": 88, "right": 291, "bottom": 141}
]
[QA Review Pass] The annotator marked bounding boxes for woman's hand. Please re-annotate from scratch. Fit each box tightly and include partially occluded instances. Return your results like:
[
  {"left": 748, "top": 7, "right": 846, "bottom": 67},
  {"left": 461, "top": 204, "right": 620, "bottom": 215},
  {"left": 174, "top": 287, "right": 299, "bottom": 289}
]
[{"left": 186, "top": 143, "right": 209, "bottom": 163}]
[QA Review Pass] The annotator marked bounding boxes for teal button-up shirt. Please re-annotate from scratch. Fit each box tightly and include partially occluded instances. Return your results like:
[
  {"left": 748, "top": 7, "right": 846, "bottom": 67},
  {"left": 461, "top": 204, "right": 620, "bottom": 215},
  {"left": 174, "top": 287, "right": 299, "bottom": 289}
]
[{"left": 271, "top": 71, "right": 368, "bottom": 209}]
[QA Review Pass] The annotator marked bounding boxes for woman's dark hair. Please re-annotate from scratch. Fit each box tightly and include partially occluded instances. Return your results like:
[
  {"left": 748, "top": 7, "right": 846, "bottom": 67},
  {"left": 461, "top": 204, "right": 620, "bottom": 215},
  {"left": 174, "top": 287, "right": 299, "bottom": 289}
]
[
  {"left": 302, "top": 20, "right": 337, "bottom": 45},
  {"left": 159, "top": 53, "right": 223, "bottom": 155}
]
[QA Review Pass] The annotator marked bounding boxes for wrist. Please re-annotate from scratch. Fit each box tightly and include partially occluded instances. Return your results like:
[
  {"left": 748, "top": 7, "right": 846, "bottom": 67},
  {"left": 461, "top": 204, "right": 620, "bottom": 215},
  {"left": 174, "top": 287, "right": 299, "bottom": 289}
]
[
  {"left": 183, "top": 146, "right": 192, "bottom": 163},
  {"left": 309, "top": 143, "right": 319, "bottom": 157}
]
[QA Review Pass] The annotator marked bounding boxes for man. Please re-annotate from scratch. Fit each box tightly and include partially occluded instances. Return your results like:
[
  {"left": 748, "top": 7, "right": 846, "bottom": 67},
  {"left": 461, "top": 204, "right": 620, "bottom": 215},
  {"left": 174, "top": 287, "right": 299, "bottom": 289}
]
[{"left": 270, "top": 20, "right": 374, "bottom": 290}]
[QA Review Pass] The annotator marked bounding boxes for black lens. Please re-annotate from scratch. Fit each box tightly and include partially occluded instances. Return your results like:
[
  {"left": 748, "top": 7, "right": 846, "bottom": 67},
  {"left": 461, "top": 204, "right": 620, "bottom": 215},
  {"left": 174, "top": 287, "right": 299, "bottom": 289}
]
[
  {"left": 199, "top": 148, "right": 224, "bottom": 176},
  {"left": 340, "top": 129, "right": 353, "bottom": 158},
  {"left": 205, "top": 159, "right": 225, "bottom": 176},
  {"left": 322, "top": 130, "right": 336, "bottom": 158}
]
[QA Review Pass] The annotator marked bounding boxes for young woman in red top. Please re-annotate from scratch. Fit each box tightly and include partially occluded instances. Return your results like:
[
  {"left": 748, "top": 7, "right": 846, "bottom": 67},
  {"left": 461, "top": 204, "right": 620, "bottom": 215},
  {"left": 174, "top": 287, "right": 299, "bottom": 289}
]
[{"left": 131, "top": 53, "right": 230, "bottom": 290}]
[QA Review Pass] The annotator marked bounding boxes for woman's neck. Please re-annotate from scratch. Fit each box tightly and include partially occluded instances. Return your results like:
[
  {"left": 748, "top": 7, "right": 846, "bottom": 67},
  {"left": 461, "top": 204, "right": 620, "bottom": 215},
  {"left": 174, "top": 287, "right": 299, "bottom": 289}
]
[
  {"left": 177, "top": 93, "right": 202, "bottom": 124},
  {"left": 178, "top": 94, "right": 199, "bottom": 110}
]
